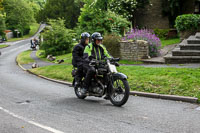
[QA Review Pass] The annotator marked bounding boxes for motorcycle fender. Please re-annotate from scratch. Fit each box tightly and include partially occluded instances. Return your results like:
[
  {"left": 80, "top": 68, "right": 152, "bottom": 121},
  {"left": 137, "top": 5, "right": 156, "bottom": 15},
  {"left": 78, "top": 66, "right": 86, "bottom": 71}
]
[{"left": 113, "top": 73, "right": 128, "bottom": 80}]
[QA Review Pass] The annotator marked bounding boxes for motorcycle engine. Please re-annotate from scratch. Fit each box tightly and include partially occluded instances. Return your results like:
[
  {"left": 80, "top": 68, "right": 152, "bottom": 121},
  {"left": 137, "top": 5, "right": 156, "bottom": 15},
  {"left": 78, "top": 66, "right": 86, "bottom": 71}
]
[
  {"left": 93, "top": 86, "right": 103, "bottom": 94},
  {"left": 91, "top": 81, "right": 104, "bottom": 95}
]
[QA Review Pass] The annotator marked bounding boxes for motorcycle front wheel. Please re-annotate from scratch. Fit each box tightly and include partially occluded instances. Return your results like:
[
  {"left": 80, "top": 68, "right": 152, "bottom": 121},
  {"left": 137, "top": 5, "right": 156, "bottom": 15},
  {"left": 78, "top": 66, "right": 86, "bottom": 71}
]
[
  {"left": 109, "top": 78, "right": 130, "bottom": 107},
  {"left": 74, "top": 86, "right": 87, "bottom": 99}
]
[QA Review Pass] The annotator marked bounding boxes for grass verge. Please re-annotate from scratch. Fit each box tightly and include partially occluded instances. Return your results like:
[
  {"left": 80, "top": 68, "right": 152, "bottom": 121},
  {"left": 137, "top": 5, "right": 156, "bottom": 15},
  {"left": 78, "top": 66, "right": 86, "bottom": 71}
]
[
  {"left": 17, "top": 50, "right": 34, "bottom": 65},
  {"left": 36, "top": 50, "right": 143, "bottom": 65},
  {"left": 0, "top": 44, "right": 9, "bottom": 49},
  {"left": 36, "top": 50, "right": 72, "bottom": 64},
  {"left": 7, "top": 23, "right": 40, "bottom": 42},
  {"left": 30, "top": 65, "right": 73, "bottom": 82},
  {"left": 161, "top": 38, "right": 180, "bottom": 48},
  {"left": 119, "top": 60, "right": 143, "bottom": 65},
  {"left": 29, "top": 64, "right": 200, "bottom": 99}
]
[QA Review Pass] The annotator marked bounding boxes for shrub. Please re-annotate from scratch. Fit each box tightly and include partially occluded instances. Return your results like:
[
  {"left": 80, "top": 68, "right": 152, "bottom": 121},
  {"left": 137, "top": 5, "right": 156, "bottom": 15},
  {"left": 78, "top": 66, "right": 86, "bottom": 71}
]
[
  {"left": 103, "top": 34, "right": 121, "bottom": 58},
  {"left": 153, "top": 28, "right": 170, "bottom": 39},
  {"left": 40, "top": 19, "right": 76, "bottom": 56},
  {"left": 23, "top": 25, "right": 31, "bottom": 35},
  {"left": 123, "top": 28, "right": 161, "bottom": 57},
  {"left": 175, "top": 14, "right": 200, "bottom": 32}
]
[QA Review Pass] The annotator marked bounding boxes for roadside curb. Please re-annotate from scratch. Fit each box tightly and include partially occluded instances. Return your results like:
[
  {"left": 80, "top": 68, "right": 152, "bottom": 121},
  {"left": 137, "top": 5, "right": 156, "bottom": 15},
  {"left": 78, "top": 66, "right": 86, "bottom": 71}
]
[
  {"left": 0, "top": 45, "right": 10, "bottom": 49},
  {"left": 130, "top": 91, "right": 198, "bottom": 103},
  {"left": 16, "top": 56, "right": 199, "bottom": 104}
]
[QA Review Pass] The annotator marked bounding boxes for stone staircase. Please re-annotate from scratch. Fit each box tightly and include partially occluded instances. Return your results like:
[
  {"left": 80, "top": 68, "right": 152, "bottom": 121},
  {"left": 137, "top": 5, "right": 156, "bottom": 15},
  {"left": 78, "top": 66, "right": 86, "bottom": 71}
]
[{"left": 164, "top": 33, "right": 200, "bottom": 64}]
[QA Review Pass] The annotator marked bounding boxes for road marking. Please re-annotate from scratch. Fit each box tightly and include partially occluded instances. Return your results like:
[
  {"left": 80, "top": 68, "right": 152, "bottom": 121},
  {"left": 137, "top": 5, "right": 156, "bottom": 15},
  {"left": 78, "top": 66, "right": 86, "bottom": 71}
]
[
  {"left": 0, "top": 106, "right": 64, "bottom": 133},
  {"left": 2, "top": 44, "right": 29, "bottom": 55}
]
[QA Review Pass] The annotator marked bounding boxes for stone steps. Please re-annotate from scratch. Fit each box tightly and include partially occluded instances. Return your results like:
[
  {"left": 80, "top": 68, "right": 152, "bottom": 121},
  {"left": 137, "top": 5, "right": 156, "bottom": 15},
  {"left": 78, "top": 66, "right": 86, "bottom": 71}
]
[
  {"left": 164, "top": 54, "right": 200, "bottom": 64},
  {"left": 187, "top": 36, "right": 200, "bottom": 44},
  {"left": 195, "top": 33, "right": 200, "bottom": 39},
  {"left": 179, "top": 43, "right": 200, "bottom": 50},
  {"left": 172, "top": 48, "right": 200, "bottom": 56},
  {"left": 164, "top": 32, "right": 200, "bottom": 64}
]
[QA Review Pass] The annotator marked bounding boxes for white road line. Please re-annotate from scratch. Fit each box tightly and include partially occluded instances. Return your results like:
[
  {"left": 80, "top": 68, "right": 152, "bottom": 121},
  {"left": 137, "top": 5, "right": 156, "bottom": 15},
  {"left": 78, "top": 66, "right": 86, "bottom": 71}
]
[
  {"left": 2, "top": 44, "right": 29, "bottom": 55},
  {"left": 0, "top": 106, "right": 64, "bottom": 133}
]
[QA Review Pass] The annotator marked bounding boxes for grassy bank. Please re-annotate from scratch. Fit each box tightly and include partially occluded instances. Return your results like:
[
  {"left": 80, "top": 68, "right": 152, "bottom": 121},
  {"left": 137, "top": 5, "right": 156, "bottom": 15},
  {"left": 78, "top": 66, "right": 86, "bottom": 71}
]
[
  {"left": 7, "top": 23, "right": 40, "bottom": 42},
  {"left": 36, "top": 50, "right": 72, "bottom": 64},
  {"left": 0, "top": 44, "right": 9, "bottom": 49},
  {"left": 161, "top": 38, "right": 180, "bottom": 48},
  {"left": 36, "top": 50, "right": 143, "bottom": 65},
  {"left": 17, "top": 50, "right": 34, "bottom": 64},
  {"left": 29, "top": 64, "right": 200, "bottom": 99},
  {"left": 30, "top": 65, "right": 73, "bottom": 82}
]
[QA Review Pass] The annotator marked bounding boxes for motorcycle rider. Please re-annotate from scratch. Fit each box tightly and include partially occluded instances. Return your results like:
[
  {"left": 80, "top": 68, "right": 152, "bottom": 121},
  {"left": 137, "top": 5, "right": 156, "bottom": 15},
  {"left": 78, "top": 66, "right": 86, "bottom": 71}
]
[
  {"left": 82, "top": 32, "right": 112, "bottom": 97},
  {"left": 72, "top": 32, "right": 90, "bottom": 85}
]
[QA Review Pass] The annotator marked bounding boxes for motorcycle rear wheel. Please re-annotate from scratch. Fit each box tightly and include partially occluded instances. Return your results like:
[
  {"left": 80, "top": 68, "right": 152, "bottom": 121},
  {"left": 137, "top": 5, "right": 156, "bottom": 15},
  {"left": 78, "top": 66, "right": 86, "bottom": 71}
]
[{"left": 109, "top": 78, "right": 130, "bottom": 107}]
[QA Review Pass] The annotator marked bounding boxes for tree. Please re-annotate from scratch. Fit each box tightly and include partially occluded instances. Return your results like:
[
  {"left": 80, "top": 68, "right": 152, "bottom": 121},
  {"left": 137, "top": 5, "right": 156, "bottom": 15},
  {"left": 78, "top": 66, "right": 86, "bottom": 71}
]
[
  {"left": 0, "top": 13, "right": 6, "bottom": 37},
  {"left": 109, "top": 0, "right": 150, "bottom": 22},
  {"left": 37, "top": 0, "right": 81, "bottom": 29},
  {"left": 77, "top": 0, "right": 130, "bottom": 36},
  {"left": 40, "top": 19, "right": 75, "bottom": 56},
  {"left": 24, "top": 0, "right": 46, "bottom": 20},
  {"left": 3, "top": 0, "right": 35, "bottom": 36},
  {"left": 0, "top": 0, "right": 3, "bottom": 11}
]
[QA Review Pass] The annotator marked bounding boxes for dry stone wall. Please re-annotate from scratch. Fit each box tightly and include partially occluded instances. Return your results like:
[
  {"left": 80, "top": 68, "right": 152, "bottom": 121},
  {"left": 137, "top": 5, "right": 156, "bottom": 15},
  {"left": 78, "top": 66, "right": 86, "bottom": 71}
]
[{"left": 119, "top": 40, "right": 149, "bottom": 61}]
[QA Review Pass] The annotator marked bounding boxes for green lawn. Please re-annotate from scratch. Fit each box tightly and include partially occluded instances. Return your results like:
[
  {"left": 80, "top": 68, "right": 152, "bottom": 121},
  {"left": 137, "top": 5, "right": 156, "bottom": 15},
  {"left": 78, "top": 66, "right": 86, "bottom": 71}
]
[
  {"left": 7, "top": 23, "right": 40, "bottom": 42},
  {"left": 30, "top": 65, "right": 73, "bottom": 82},
  {"left": 36, "top": 50, "right": 72, "bottom": 64},
  {"left": 17, "top": 50, "right": 35, "bottom": 65},
  {"left": 0, "top": 44, "right": 9, "bottom": 49},
  {"left": 161, "top": 38, "right": 180, "bottom": 48},
  {"left": 29, "top": 64, "right": 200, "bottom": 99},
  {"left": 36, "top": 49, "right": 143, "bottom": 65},
  {"left": 119, "top": 60, "right": 143, "bottom": 65}
]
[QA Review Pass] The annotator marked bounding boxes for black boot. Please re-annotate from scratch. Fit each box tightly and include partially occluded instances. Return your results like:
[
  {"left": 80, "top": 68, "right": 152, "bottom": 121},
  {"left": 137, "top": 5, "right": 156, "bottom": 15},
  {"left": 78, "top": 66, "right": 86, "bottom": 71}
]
[{"left": 104, "top": 94, "right": 110, "bottom": 100}]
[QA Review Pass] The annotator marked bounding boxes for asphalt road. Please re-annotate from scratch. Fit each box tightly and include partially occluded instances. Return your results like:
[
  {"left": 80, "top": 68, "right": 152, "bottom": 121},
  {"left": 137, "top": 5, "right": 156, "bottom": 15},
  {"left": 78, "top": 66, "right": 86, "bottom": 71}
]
[{"left": 0, "top": 27, "right": 200, "bottom": 133}]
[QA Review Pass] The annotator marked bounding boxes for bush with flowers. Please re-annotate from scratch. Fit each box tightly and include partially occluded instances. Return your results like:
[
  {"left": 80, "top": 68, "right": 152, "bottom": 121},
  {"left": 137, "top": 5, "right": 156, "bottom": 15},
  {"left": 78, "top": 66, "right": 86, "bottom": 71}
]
[{"left": 123, "top": 28, "right": 161, "bottom": 57}]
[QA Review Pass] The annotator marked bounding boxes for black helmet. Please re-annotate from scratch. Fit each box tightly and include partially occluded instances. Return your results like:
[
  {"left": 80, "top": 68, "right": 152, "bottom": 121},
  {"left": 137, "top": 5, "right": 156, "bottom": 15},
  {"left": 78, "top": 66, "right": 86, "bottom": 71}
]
[
  {"left": 91, "top": 32, "right": 103, "bottom": 42},
  {"left": 80, "top": 32, "right": 90, "bottom": 44}
]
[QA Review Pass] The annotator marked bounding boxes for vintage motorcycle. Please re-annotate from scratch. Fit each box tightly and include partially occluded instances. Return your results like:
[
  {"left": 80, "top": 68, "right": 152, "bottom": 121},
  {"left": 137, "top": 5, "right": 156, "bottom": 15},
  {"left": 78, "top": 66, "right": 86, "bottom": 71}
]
[{"left": 72, "top": 58, "right": 130, "bottom": 107}]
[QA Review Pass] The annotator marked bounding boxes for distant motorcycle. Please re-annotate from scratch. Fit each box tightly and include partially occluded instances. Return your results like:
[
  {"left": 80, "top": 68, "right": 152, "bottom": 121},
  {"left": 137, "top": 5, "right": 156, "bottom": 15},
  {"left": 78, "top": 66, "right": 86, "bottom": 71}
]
[
  {"left": 30, "top": 39, "right": 36, "bottom": 50},
  {"left": 72, "top": 58, "right": 130, "bottom": 107}
]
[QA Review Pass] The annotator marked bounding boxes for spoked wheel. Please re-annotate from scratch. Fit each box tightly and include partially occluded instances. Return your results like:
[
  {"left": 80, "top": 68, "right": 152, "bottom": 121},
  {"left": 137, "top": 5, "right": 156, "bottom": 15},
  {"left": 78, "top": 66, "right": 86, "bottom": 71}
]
[
  {"left": 74, "top": 81, "right": 87, "bottom": 99},
  {"left": 109, "top": 78, "right": 130, "bottom": 107}
]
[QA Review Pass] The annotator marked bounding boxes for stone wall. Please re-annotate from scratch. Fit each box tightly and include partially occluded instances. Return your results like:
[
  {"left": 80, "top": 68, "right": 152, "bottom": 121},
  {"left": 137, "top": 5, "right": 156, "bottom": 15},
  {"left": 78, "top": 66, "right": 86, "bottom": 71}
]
[
  {"left": 119, "top": 40, "right": 149, "bottom": 61},
  {"left": 134, "top": 0, "right": 169, "bottom": 29}
]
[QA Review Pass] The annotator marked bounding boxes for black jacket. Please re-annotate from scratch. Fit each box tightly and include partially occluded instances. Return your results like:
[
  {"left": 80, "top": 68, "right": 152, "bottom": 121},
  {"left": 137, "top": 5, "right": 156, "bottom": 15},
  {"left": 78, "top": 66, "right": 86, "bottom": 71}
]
[{"left": 72, "top": 43, "right": 86, "bottom": 67}]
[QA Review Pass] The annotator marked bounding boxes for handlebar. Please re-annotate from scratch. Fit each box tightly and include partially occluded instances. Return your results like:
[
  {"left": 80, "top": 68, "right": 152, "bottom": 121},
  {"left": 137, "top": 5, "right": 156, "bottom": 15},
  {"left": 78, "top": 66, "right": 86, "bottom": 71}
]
[{"left": 89, "top": 58, "right": 120, "bottom": 67}]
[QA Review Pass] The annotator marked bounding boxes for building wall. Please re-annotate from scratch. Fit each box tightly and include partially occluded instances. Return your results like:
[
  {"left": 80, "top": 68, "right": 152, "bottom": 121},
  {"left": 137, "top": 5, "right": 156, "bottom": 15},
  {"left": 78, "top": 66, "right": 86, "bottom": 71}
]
[
  {"left": 6, "top": 32, "right": 13, "bottom": 39},
  {"left": 182, "top": 0, "right": 195, "bottom": 14},
  {"left": 134, "top": 0, "right": 169, "bottom": 29}
]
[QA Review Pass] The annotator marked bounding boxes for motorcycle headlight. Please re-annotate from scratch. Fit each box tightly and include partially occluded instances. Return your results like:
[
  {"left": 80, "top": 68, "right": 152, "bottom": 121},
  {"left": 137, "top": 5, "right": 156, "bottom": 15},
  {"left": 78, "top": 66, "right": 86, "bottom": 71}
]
[{"left": 109, "top": 64, "right": 118, "bottom": 73}]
